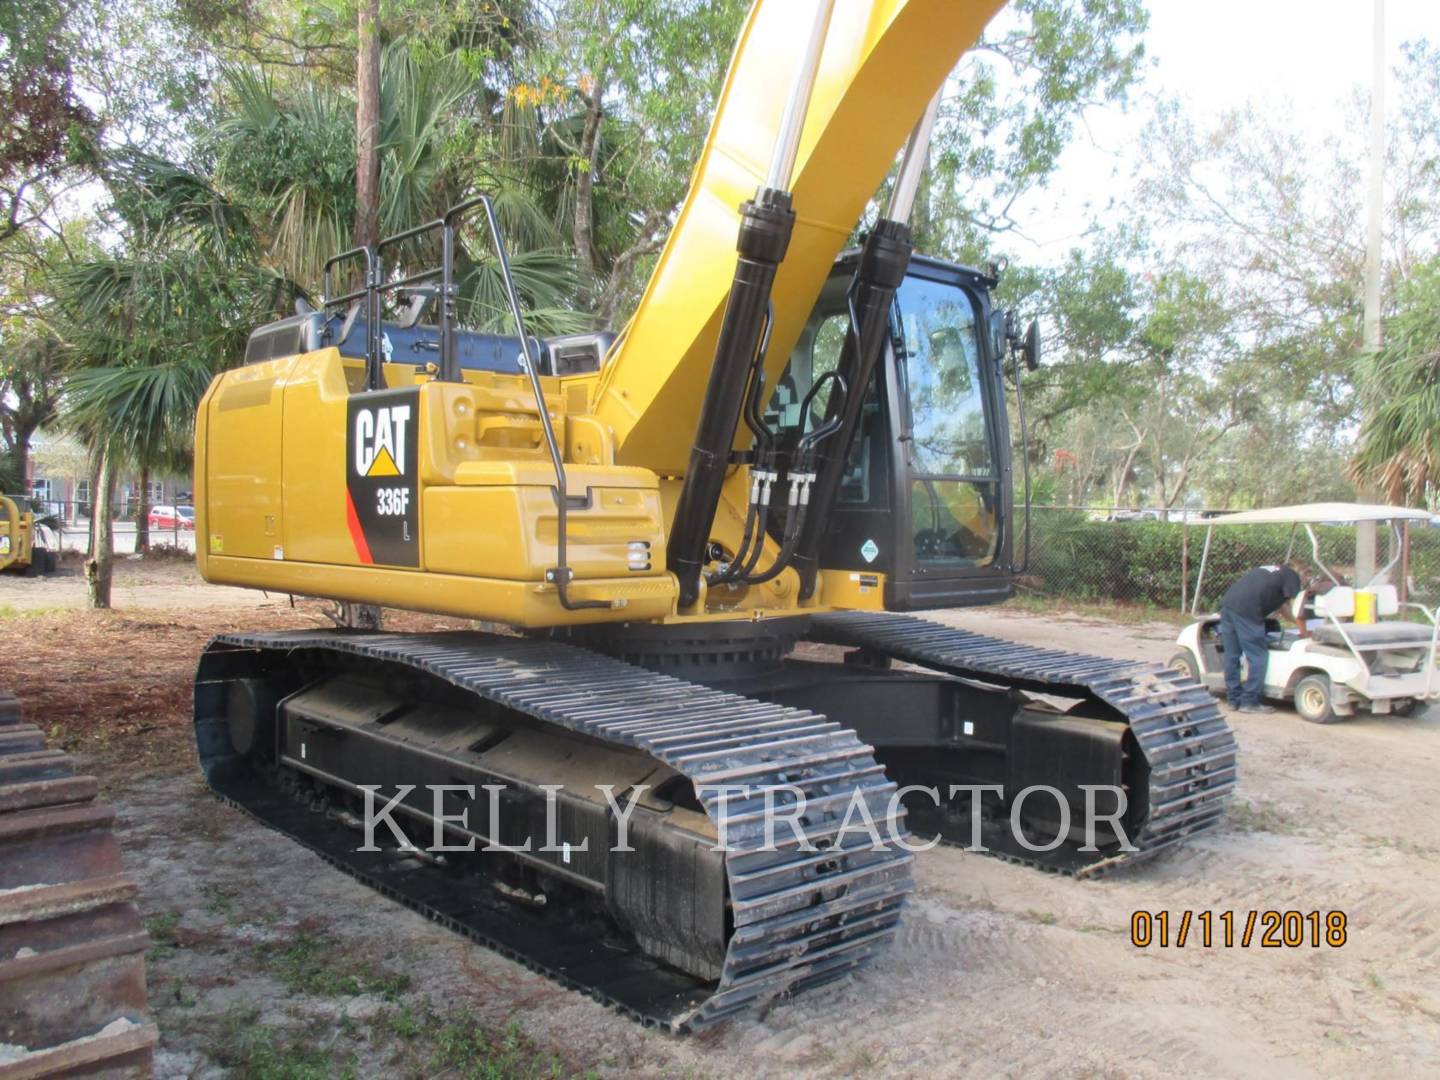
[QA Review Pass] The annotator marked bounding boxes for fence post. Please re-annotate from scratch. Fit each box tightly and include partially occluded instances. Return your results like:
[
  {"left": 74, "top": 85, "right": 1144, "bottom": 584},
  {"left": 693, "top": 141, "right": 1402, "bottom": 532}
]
[
  {"left": 1193, "top": 526, "right": 1214, "bottom": 615},
  {"left": 1400, "top": 521, "right": 1410, "bottom": 603},
  {"left": 1181, "top": 522, "right": 1189, "bottom": 613}
]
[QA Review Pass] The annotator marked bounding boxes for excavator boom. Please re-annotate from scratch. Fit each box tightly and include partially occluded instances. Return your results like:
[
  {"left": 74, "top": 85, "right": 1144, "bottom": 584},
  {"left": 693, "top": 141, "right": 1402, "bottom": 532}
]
[{"left": 595, "top": 0, "right": 1004, "bottom": 473}]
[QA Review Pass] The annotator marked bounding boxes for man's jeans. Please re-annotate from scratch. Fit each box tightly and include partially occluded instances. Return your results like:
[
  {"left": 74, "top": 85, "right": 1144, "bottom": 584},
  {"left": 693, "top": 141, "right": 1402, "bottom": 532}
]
[{"left": 1219, "top": 608, "right": 1270, "bottom": 707}]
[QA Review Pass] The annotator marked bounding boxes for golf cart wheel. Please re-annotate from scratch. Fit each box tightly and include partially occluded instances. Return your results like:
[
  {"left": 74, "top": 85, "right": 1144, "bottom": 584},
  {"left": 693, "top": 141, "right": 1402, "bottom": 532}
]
[
  {"left": 1390, "top": 698, "right": 1420, "bottom": 717},
  {"left": 1169, "top": 650, "right": 1200, "bottom": 682},
  {"left": 1294, "top": 673, "right": 1337, "bottom": 724}
]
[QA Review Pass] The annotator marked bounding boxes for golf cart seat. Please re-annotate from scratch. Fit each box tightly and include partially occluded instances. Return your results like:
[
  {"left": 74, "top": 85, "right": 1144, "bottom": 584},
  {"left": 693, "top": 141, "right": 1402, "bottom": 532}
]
[
  {"left": 1311, "top": 623, "right": 1435, "bottom": 648},
  {"left": 1311, "top": 585, "right": 1436, "bottom": 649}
]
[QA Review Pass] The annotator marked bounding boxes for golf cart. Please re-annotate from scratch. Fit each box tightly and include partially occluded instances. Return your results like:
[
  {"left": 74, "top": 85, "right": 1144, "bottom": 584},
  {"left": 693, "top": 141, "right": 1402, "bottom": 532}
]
[{"left": 1171, "top": 503, "right": 1440, "bottom": 723}]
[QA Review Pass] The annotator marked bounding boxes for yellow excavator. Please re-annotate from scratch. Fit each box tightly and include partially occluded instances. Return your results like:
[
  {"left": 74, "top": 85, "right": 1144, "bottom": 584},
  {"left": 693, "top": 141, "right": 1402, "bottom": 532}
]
[
  {"left": 0, "top": 495, "right": 57, "bottom": 575},
  {"left": 192, "top": 0, "right": 1236, "bottom": 1029}
]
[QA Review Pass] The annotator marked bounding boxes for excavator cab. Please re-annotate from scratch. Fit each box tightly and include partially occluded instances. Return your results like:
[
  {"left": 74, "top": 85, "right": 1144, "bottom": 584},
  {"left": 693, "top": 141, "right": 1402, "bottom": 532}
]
[{"left": 774, "top": 254, "right": 1017, "bottom": 610}]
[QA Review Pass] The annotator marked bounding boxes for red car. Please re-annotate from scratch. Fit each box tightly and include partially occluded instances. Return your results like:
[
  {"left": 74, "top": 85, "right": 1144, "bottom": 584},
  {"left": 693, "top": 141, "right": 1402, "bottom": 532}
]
[{"left": 147, "top": 505, "right": 196, "bottom": 530}]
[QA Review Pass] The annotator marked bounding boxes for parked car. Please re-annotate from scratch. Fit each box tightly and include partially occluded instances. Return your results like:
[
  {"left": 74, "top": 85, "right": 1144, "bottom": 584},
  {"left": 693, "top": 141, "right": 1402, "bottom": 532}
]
[{"left": 148, "top": 505, "right": 196, "bottom": 530}]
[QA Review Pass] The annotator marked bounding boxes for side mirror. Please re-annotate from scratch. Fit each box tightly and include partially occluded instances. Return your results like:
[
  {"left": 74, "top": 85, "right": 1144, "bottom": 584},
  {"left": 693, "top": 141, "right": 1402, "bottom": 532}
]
[{"left": 1022, "top": 318, "right": 1041, "bottom": 371}]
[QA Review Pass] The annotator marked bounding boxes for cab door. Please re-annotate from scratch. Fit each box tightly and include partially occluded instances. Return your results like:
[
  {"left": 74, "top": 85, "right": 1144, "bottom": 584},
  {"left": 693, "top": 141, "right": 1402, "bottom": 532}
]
[
  {"left": 770, "top": 259, "right": 1015, "bottom": 610},
  {"left": 884, "top": 262, "right": 1014, "bottom": 609}
]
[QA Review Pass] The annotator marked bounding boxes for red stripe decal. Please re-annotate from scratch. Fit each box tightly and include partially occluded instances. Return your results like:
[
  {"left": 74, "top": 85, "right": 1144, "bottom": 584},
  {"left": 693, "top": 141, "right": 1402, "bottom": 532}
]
[{"left": 345, "top": 489, "right": 374, "bottom": 564}]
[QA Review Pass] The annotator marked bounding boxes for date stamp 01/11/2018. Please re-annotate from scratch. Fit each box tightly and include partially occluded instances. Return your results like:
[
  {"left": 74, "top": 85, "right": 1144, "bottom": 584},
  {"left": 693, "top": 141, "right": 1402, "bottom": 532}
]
[{"left": 1130, "top": 910, "right": 1349, "bottom": 949}]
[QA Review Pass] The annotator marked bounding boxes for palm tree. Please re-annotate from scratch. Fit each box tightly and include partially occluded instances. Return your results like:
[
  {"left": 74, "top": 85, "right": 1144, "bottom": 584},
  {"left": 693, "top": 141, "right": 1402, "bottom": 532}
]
[
  {"left": 211, "top": 44, "right": 586, "bottom": 333},
  {"left": 54, "top": 153, "right": 295, "bottom": 605},
  {"left": 1350, "top": 258, "right": 1440, "bottom": 506}
]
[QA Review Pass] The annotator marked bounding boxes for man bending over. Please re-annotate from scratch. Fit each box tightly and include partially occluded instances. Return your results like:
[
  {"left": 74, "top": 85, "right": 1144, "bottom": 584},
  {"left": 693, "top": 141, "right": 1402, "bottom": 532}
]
[{"left": 1219, "top": 561, "right": 1303, "bottom": 714}]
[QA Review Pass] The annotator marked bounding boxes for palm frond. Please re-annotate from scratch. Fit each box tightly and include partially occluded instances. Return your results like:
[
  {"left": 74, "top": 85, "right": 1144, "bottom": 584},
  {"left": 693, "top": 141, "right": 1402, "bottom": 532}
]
[
  {"left": 65, "top": 357, "right": 217, "bottom": 470},
  {"left": 457, "top": 246, "right": 584, "bottom": 335},
  {"left": 107, "top": 153, "right": 256, "bottom": 262}
]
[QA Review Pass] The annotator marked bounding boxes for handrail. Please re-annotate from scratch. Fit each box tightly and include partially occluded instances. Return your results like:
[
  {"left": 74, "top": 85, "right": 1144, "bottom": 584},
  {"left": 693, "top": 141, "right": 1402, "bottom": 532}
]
[
  {"left": 1411, "top": 602, "right": 1440, "bottom": 699},
  {"left": 329, "top": 194, "right": 608, "bottom": 610},
  {"left": 448, "top": 195, "right": 609, "bottom": 612},
  {"left": 322, "top": 246, "right": 382, "bottom": 388},
  {"left": 1011, "top": 342, "right": 1032, "bottom": 576},
  {"left": 1317, "top": 605, "right": 1367, "bottom": 688}
]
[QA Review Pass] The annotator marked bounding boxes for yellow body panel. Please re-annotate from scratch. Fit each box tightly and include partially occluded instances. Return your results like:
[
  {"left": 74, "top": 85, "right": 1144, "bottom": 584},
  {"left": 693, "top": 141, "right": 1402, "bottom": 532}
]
[
  {"left": 206, "top": 359, "right": 293, "bottom": 559},
  {"left": 818, "top": 569, "right": 887, "bottom": 611},
  {"left": 197, "top": 350, "right": 676, "bottom": 626},
  {"left": 202, "top": 555, "right": 674, "bottom": 625}
]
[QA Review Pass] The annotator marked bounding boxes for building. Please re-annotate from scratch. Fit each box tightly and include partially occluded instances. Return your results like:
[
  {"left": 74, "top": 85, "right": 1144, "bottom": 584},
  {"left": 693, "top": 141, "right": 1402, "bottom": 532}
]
[{"left": 25, "top": 433, "right": 191, "bottom": 523}]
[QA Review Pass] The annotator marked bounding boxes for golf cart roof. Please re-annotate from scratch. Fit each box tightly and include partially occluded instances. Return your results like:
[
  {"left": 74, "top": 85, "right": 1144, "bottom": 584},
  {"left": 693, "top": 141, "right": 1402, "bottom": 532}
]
[{"left": 1205, "top": 502, "right": 1434, "bottom": 526}]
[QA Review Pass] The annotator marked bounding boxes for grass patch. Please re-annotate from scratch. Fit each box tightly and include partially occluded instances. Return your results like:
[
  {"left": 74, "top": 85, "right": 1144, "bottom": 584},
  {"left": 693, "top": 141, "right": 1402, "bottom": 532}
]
[
  {"left": 145, "top": 911, "right": 182, "bottom": 960},
  {"left": 380, "top": 1004, "right": 581, "bottom": 1078},
  {"left": 214, "top": 1022, "right": 334, "bottom": 1080},
  {"left": 430, "top": 1013, "right": 569, "bottom": 1080},
  {"left": 1225, "top": 798, "right": 1302, "bottom": 835},
  {"left": 1023, "top": 909, "right": 1059, "bottom": 926},
  {"left": 387, "top": 1003, "right": 426, "bottom": 1039},
  {"left": 163, "top": 977, "right": 199, "bottom": 1008},
  {"left": 203, "top": 884, "right": 237, "bottom": 919},
  {"left": 255, "top": 929, "right": 412, "bottom": 1000},
  {"left": 1008, "top": 592, "right": 1191, "bottom": 627},
  {"left": 0, "top": 604, "right": 69, "bottom": 618},
  {"left": 1366, "top": 833, "right": 1439, "bottom": 858}
]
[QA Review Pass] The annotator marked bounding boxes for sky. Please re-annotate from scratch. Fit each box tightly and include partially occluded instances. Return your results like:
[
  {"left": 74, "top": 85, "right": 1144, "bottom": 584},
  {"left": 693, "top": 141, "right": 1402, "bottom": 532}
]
[{"left": 1010, "top": 0, "right": 1438, "bottom": 262}]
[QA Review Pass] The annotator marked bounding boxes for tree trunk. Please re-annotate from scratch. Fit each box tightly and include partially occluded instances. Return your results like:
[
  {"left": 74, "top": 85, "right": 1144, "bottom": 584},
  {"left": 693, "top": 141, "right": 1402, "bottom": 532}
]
[
  {"left": 135, "top": 465, "right": 150, "bottom": 554},
  {"left": 11, "top": 435, "right": 30, "bottom": 498},
  {"left": 572, "top": 76, "right": 606, "bottom": 304},
  {"left": 85, "top": 448, "right": 114, "bottom": 610},
  {"left": 354, "top": 0, "right": 382, "bottom": 250},
  {"left": 84, "top": 455, "right": 100, "bottom": 556}
]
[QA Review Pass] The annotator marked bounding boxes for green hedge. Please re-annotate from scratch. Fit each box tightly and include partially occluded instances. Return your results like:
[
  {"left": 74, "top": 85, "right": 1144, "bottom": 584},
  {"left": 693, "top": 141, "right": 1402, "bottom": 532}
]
[{"left": 1023, "top": 514, "right": 1440, "bottom": 609}]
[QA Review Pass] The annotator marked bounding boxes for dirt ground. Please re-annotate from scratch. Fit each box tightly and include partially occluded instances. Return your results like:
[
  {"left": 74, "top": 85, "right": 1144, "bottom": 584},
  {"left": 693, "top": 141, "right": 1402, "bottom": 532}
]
[{"left": 2, "top": 560, "right": 1437, "bottom": 1078}]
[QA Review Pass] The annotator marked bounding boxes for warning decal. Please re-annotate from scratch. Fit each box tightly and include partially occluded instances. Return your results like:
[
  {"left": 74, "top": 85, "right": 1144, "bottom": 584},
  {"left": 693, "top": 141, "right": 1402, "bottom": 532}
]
[{"left": 345, "top": 387, "right": 420, "bottom": 567}]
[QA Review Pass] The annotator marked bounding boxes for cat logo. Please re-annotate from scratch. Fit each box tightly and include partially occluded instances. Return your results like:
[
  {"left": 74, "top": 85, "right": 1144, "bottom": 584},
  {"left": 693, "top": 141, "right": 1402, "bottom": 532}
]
[
  {"left": 354, "top": 404, "right": 411, "bottom": 478},
  {"left": 345, "top": 388, "right": 420, "bottom": 567}
]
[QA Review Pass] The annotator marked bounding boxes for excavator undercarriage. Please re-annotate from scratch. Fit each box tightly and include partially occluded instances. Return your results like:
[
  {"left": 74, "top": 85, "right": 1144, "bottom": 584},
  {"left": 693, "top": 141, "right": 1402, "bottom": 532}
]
[
  {"left": 195, "top": 632, "right": 913, "bottom": 1030},
  {"left": 192, "top": 609, "right": 1235, "bottom": 1029}
]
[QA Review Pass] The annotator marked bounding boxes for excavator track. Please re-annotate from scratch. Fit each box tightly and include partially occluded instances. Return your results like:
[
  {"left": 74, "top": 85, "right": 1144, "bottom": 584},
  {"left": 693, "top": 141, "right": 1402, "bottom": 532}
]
[
  {"left": 0, "top": 691, "right": 157, "bottom": 1079},
  {"left": 193, "top": 631, "right": 913, "bottom": 1032},
  {"left": 807, "top": 612, "right": 1238, "bottom": 876}
]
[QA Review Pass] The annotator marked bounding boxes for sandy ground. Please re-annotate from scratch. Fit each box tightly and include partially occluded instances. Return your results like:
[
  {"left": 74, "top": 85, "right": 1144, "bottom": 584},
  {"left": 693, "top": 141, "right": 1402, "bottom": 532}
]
[
  {"left": 1, "top": 553, "right": 260, "bottom": 611},
  {"left": 2, "top": 562, "right": 1437, "bottom": 1078}
]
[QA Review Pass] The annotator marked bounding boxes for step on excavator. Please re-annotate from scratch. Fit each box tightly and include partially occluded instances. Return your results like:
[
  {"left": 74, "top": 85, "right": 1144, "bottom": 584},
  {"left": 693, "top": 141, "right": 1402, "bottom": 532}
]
[{"left": 192, "top": 0, "right": 1236, "bottom": 1030}]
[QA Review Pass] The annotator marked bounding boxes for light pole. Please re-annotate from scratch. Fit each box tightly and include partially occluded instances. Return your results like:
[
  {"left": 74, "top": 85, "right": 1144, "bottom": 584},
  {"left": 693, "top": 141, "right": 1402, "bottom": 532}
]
[{"left": 1357, "top": 0, "right": 1385, "bottom": 583}]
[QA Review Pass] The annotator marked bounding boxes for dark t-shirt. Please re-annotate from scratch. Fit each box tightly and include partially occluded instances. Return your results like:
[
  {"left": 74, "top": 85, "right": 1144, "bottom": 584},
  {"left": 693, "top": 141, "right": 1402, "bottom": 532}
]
[{"left": 1221, "top": 565, "right": 1302, "bottom": 621}]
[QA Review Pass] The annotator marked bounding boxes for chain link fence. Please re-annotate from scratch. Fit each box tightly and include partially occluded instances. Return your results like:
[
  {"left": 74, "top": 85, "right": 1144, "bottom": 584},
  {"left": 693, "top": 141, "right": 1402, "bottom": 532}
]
[
  {"left": 5, "top": 497, "right": 197, "bottom": 556},
  {"left": 1018, "top": 506, "right": 1440, "bottom": 611}
]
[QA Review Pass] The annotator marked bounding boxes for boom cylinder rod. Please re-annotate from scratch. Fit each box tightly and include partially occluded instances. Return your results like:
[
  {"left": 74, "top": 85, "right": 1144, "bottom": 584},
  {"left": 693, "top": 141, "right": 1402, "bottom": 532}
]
[
  {"left": 793, "top": 91, "right": 942, "bottom": 600},
  {"left": 765, "top": 0, "right": 837, "bottom": 191},
  {"left": 885, "top": 88, "right": 942, "bottom": 222},
  {"left": 666, "top": 0, "right": 835, "bottom": 611}
]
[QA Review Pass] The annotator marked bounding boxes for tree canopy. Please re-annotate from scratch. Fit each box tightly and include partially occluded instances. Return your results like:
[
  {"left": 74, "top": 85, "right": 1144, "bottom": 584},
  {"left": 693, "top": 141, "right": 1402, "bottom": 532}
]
[{"left": 3, "top": 0, "right": 1438, "bottom": 541}]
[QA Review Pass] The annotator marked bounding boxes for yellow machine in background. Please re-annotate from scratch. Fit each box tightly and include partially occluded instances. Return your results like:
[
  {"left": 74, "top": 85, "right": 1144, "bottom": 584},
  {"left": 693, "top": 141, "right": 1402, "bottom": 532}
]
[
  {"left": 0, "top": 495, "right": 55, "bottom": 575},
  {"left": 193, "top": 0, "right": 1236, "bottom": 1030}
]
